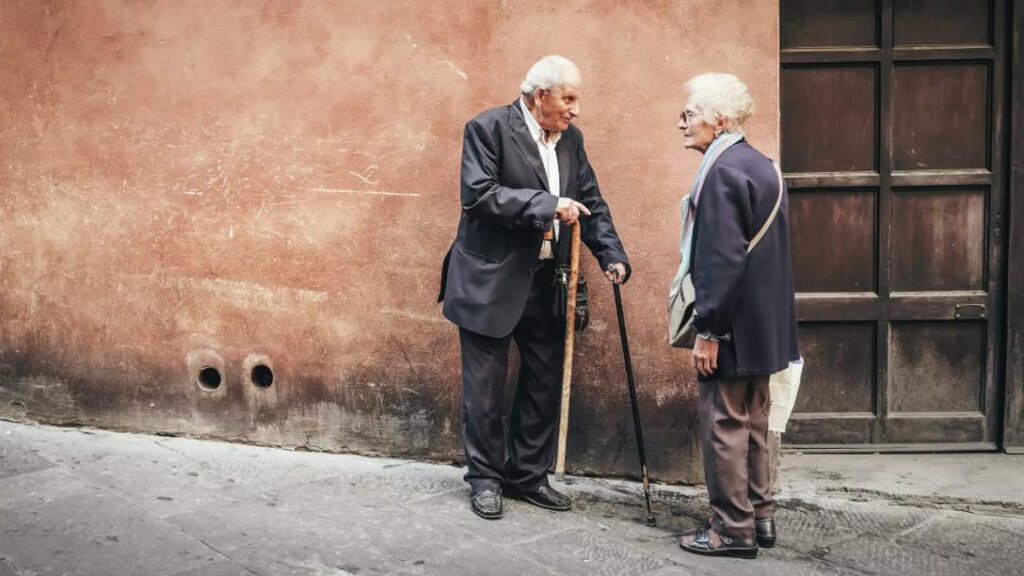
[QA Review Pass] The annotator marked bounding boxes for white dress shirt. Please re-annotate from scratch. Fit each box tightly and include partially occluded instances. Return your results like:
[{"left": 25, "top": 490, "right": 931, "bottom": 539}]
[{"left": 519, "top": 97, "right": 561, "bottom": 259}]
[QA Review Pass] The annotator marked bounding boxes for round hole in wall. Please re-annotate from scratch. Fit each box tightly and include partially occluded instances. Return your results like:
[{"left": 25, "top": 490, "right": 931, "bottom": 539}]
[
  {"left": 197, "top": 367, "right": 222, "bottom": 391},
  {"left": 251, "top": 364, "right": 274, "bottom": 388}
]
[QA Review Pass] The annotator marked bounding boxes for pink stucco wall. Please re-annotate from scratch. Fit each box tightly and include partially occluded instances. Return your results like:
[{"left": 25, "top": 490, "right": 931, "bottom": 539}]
[{"left": 0, "top": 0, "right": 779, "bottom": 482}]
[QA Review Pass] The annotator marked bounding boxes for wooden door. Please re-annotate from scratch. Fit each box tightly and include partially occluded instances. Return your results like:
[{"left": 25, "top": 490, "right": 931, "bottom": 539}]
[{"left": 780, "top": 0, "right": 1009, "bottom": 449}]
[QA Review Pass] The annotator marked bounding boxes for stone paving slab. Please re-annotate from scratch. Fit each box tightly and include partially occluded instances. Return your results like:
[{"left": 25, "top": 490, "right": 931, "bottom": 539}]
[
  {"left": 509, "top": 526, "right": 675, "bottom": 576},
  {"left": 0, "top": 491, "right": 217, "bottom": 576},
  {"left": 0, "top": 559, "right": 19, "bottom": 576},
  {"left": 0, "top": 430, "right": 53, "bottom": 479},
  {"left": 0, "top": 465, "right": 97, "bottom": 512},
  {"left": 169, "top": 562, "right": 255, "bottom": 576},
  {"left": 781, "top": 452, "right": 1024, "bottom": 510},
  {"left": 2, "top": 421, "right": 1023, "bottom": 576}
]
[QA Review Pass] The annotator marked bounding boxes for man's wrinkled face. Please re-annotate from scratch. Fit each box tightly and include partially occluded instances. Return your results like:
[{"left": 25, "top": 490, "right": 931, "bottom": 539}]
[
  {"left": 536, "top": 85, "right": 580, "bottom": 132},
  {"left": 678, "top": 97, "right": 717, "bottom": 153}
]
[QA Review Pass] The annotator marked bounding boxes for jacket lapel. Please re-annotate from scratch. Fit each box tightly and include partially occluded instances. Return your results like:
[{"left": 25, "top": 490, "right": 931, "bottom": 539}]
[
  {"left": 508, "top": 101, "right": 549, "bottom": 190},
  {"left": 553, "top": 136, "right": 576, "bottom": 264},
  {"left": 556, "top": 141, "right": 570, "bottom": 198}
]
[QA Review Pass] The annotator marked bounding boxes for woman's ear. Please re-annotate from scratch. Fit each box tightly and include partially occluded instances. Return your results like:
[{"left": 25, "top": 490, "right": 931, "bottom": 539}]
[{"left": 714, "top": 113, "right": 729, "bottom": 136}]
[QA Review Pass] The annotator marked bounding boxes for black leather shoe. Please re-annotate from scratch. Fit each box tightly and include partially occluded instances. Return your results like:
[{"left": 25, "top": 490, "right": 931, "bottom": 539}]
[
  {"left": 504, "top": 485, "right": 572, "bottom": 511},
  {"left": 756, "top": 518, "right": 777, "bottom": 548},
  {"left": 471, "top": 489, "right": 503, "bottom": 520},
  {"left": 679, "top": 527, "right": 758, "bottom": 559}
]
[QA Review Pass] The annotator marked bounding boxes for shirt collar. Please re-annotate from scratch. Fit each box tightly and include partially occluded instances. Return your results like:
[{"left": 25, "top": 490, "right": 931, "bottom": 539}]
[{"left": 518, "top": 97, "right": 560, "bottom": 146}]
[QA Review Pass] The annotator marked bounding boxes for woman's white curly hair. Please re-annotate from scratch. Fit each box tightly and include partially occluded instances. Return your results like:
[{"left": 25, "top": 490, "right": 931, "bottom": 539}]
[{"left": 684, "top": 73, "right": 754, "bottom": 135}]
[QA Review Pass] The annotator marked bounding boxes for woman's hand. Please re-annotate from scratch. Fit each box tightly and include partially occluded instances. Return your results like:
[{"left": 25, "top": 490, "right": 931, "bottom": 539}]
[{"left": 692, "top": 337, "right": 719, "bottom": 377}]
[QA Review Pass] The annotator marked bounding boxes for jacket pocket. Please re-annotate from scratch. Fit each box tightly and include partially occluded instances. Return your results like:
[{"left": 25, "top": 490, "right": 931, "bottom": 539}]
[{"left": 460, "top": 246, "right": 498, "bottom": 264}]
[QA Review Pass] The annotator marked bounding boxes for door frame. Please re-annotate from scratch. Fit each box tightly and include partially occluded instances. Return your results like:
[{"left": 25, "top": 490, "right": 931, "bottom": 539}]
[{"left": 1003, "top": 0, "right": 1024, "bottom": 453}]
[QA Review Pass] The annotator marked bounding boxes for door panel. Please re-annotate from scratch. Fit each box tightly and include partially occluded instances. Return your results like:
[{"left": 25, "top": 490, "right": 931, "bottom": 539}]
[
  {"left": 782, "top": 0, "right": 879, "bottom": 48},
  {"left": 893, "top": 0, "right": 991, "bottom": 46},
  {"left": 790, "top": 190, "right": 877, "bottom": 292},
  {"left": 792, "top": 323, "right": 877, "bottom": 414},
  {"left": 781, "top": 0, "right": 1007, "bottom": 449},
  {"left": 892, "top": 64, "right": 990, "bottom": 170},
  {"left": 889, "top": 321, "right": 986, "bottom": 413},
  {"left": 890, "top": 189, "right": 986, "bottom": 291},
  {"left": 781, "top": 67, "right": 878, "bottom": 173}
]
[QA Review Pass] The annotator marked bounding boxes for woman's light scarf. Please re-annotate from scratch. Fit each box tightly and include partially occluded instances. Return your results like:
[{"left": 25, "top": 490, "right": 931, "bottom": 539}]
[{"left": 670, "top": 132, "right": 745, "bottom": 298}]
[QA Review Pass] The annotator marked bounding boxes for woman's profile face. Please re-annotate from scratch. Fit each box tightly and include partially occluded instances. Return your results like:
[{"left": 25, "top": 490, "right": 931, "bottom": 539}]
[{"left": 678, "top": 99, "right": 717, "bottom": 153}]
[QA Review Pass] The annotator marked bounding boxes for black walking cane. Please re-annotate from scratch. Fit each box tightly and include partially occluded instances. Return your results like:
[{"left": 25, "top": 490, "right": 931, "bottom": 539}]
[{"left": 612, "top": 283, "right": 657, "bottom": 526}]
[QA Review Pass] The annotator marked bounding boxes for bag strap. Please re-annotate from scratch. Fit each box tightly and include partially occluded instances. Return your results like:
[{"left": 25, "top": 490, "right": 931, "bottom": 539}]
[{"left": 747, "top": 160, "right": 784, "bottom": 254}]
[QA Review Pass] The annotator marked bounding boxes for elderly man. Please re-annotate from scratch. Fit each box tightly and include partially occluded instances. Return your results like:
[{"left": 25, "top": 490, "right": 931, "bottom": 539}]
[
  {"left": 438, "top": 55, "right": 630, "bottom": 519},
  {"left": 673, "top": 73, "right": 799, "bottom": 558}
]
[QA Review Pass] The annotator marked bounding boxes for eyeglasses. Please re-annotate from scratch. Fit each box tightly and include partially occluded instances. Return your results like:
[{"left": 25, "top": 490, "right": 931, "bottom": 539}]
[{"left": 680, "top": 109, "right": 700, "bottom": 125}]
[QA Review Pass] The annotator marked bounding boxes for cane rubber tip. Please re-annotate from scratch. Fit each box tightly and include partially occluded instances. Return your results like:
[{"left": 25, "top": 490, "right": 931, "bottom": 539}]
[
  {"left": 646, "top": 516, "right": 657, "bottom": 527},
  {"left": 555, "top": 472, "right": 565, "bottom": 483}
]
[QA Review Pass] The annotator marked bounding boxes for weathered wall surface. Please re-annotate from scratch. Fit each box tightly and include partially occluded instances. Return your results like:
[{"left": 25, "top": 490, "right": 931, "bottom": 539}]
[{"left": 0, "top": 0, "right": 779, "bottom": 483}]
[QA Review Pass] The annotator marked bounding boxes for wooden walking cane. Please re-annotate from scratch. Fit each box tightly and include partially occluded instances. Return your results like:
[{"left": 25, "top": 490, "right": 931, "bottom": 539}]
[{"left": 555, "top": 221, "right": 582, "bottom": 482}]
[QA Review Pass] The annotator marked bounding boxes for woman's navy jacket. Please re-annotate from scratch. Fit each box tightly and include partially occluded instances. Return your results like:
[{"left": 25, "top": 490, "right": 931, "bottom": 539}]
[{"left": 691, "top": 141, "right": 801, "bottom": 380}]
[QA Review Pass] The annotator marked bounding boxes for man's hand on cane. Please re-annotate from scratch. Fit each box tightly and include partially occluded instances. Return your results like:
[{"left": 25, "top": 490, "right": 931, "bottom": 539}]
[
  {"left": 605, "top": 263, "right": 627, "bottom": 284},
  {"left": 555, "top": 198, "right": 590, "bottom": 225}
]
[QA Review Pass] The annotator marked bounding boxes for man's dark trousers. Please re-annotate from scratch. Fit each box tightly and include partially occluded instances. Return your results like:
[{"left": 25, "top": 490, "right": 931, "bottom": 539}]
[
  {"left": 459, "top": 263, "right": 563, "bottom": 493},
  {"left": 699, "top": 375, "right": 774, "bottom": 540}
]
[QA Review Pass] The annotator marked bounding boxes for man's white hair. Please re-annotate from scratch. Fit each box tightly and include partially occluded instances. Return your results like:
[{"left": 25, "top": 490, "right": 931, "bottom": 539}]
[
  {"left": 684, "top": 73, "right": 754, "bottom": 134},
  {"left": 520, "top": 55, "right": 581, "bottom": 95}
]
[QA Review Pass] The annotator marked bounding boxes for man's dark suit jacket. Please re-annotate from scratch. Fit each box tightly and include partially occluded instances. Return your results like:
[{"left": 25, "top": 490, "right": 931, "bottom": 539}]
[
  {"left": 691, "top": 141, "right": 800, "bottom": 379},
  {"left": 438, "top": 100, "right": 629, "bottom": 339}
]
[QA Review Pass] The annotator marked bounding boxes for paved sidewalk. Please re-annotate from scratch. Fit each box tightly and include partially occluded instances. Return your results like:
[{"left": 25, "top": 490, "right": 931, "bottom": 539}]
[
  {"left": 780, "top": 451, "right": 1024, "bottom": 511},
  {"left": 1, "top": 421, "right": 1022, "bottom": 576}
]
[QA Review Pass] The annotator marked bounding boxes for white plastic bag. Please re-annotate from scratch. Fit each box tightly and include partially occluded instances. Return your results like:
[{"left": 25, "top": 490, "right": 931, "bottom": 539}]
[{"left": 768, "top": 358, "right": 804, "bottom": 433}]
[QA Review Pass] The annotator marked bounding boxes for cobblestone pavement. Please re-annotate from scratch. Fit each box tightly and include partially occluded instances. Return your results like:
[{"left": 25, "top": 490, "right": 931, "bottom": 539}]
[{"left": 1, "top": 421, "right": 1022, "bottom": 576}]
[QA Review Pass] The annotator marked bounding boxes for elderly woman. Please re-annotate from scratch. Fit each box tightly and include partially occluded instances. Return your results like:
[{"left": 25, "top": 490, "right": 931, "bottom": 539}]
[{"left": 674, "top": 73, "right": 799, "bottom": 559}]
